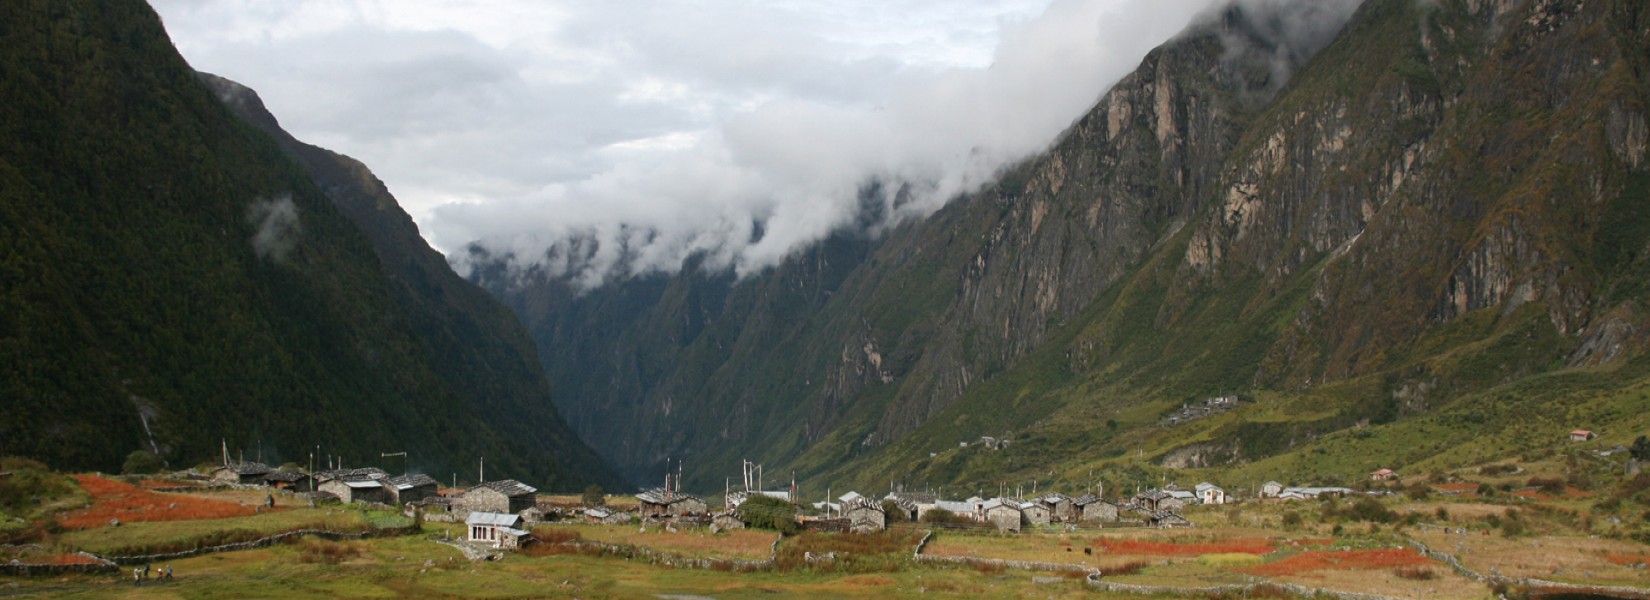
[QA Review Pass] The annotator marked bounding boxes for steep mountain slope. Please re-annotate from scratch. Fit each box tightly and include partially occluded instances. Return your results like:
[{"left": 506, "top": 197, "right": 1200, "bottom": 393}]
[
  {"left": 472, "top": 0, "right": 1650, "bottom": 493},
  {"left": 0, "top": 0, "right": 623, "bottom": 490}
]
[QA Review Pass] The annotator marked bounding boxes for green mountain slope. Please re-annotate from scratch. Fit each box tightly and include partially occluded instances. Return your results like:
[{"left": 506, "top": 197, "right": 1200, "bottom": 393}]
[
  {"left": 473, "top": 0, "right": 1650, "bottom": 494},
  {"left": 0, "top": 0, "right": 623, "bottom": 490}
]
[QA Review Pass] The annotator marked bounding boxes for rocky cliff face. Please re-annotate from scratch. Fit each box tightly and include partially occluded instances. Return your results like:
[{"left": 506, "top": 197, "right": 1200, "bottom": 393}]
[{"left": 470, "top": 0, "right": 1650, "bottom": 490}]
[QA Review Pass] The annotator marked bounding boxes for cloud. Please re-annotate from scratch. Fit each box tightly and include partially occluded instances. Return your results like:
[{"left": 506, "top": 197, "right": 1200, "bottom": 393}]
[
  {"left": 152, "top": 0, "right": 1362, "bottom": 290},
  {"left": 437, "top": 0, "right": 1226, "bottom": 288},
  {"left": 247, "top": 195, "right": 301, "bottom": 263}
]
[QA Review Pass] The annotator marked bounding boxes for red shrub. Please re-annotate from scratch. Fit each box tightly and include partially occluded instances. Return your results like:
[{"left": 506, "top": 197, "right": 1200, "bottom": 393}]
[
  {"left": 57, "top": 475, "right": 258, "bottom": 529},
  {"left": 1241, "top": 549, "right": 1432, "bottom": 577}
]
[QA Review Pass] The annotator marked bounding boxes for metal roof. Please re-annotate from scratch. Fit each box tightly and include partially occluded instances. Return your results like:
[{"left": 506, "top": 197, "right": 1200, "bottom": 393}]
[
  {"left": 932, "top": 500, "right": 973, "bottom": 514},
  {"left": 466, "top": 511, "right": 523, "bottom": 527},
  {"left": 344, "top": 480, "right": 383, "bottom": 489}
]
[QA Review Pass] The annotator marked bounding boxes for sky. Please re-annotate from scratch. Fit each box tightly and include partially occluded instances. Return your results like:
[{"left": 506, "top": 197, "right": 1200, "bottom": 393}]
[{"left": 150, "top": 0, "right": 1278, "bottom": 288}]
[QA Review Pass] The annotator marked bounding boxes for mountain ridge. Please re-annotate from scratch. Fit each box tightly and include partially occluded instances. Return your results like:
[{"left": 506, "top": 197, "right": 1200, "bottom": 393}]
[
  {"left": 470, "top": 0, "right": 1649, "bottom": 494},
  {"left": 0, "top": 0, "right": 624, "bottom": 490}
]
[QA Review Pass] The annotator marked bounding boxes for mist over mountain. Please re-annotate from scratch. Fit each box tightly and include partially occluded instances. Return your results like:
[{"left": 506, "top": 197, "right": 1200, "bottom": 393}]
[{"left": 468, "top": 0, "right": 1650, "bottom": 493}]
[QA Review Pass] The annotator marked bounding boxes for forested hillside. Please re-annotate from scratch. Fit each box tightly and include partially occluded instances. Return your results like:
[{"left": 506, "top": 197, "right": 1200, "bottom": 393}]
[{"left": 0, "top": 0, "right": 624, "bottom": 490}]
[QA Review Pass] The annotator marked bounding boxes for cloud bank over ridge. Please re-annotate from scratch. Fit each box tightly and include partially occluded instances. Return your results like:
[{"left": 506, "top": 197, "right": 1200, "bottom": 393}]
[{"left": 152, "top": 0, "right": 1364, "bottom": 289}]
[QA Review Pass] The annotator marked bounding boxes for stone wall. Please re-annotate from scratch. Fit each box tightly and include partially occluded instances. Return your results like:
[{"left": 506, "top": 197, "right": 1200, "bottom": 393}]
[
  {"left": 99, "top": 525, "right": 420, "bottom": 566},
  {"left": 0, "top": 553, "right": 117, "bottom": 576}
]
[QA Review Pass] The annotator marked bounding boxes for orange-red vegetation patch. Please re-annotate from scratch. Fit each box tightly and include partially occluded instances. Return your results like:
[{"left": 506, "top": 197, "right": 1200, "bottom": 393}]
[
  {"left": 1241, "top": 548, "right": 1432, "bottom": 577},
  {"left": 1605, "top": 553, "right": 1650, "bottom": 566},
  {"left": 57, "top": 475, "right": 259, "bottom": 529},
  {"left": 1097, "top": 537, "right": 1276, "bottom": 557},
  {"left": 135, "top": 479, "right": 199, "bottom": 490},
  {"left": 49, "top": 553, "right": 102, "bottom": 565}
]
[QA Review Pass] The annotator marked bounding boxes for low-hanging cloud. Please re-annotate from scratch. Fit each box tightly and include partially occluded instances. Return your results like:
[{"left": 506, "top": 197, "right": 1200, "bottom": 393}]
[
  {"left": 247, "top": 194, "right": 301, "bottom": 263},
  {"left": 446, "top": 0, "right": 1235, "bottom": 289},
  {"left": 152, "top": 0, "right": 1366, "bottom": 291}
]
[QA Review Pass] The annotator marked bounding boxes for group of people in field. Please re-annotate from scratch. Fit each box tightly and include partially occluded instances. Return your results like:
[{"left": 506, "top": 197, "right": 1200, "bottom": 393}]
[{"left": 131, "top": 562, "right": 172, "bottom": 586}]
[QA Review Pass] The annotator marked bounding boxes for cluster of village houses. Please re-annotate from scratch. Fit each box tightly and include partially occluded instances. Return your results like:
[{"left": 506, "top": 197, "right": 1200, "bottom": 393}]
[{"left": 204, "top": 458, "right": 1418, "bottom": 551}]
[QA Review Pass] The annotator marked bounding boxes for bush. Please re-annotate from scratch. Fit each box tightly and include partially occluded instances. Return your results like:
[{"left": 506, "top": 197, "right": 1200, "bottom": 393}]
[
  {"left": 1527, "top": 477, "right": 1566, "bottom": 495},
  {"left": 882, "top": 500, "right": 908, "bottom": 523},
  {"left": 1327, "top": 496, "right": 1397, "bottom": 524},
  {"left": 1282, "top": 511, "right": 1303, "bottom": 528},
  {"left": 740, "top": 495, "right": 800, "bottom": 535},
  {"left": 921, "top": 508, "right": 970, "bottom": 524},
  {"left": 1394, "top": 566, "right": 1436, "bottom": 580},
  {"left": 292, "top": 538, "right": 361, "bottom": 564},
  {"left": 1435, "top": 507, "right": 1450, "bottom": 522},
  {"left": 1405, "top": 482, "right": 1430, "bottom": 500},
  {"left": 582, "top": 485, "right": 605, "bottom": 507},
  {"left": 121, "top": 450, "right": 164, "bottom": 475}
]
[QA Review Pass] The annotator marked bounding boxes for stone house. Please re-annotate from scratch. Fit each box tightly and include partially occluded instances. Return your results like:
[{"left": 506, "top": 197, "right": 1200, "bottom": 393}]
[
  {"left": 981, "top": 499, "right": 1022, "bottom": 532},
  {"left": 458, "top": 480, "right": 538, "bottom": 515},
  {"left": 1571, "top": 429, "right": 1597, "bottom": 442},
  {"left": 1368, "top": 469, "right": 1397, "bottom": 482},
  {"left": 636, "top": 488, "right": 707, "bottom": 518},
  {"left": 843, "top": 498, "right": 886, "bottom": 533},
  {"left": 316, "top": 468, "right": 389, "bottom": 504},
  {"left": 712, "top": 511, "right": 745, "bottom": 530},
  {"left": 1020, "top": 501, "right": 1052, "bottom": 526},
  {"left": 1260, "top": 481, "right": 1284, "bottom": 498},
  {"left": 210, "top": 462, "right": 271, "bottom": 485},
  {"left": 1040, "top": 493, "right": 1075, "bottom": 522},
  {"left": 262, "top": 470, "right": 311, "bottom": 492},
  {"left": 383, "top": 474, "right": 439, "bottom": 505},
  {"left": 1134, "top": 490, "right": 1183, "bottom": 514},
  {"left": 1072, "top": 494, "right": 1119, "bottom": 523}
]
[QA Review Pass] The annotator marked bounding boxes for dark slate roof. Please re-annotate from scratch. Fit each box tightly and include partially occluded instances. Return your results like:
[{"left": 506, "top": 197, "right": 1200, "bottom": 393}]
[
  {"left": 317, "top": 467, "right": 387, "bottom": 482},
  {"left": 843, "top": 497, "right": 884, "bottom": 513},
  {"left": 1071, "top": 494, "right": 1100, "bottom": 505},
  {"left": 886, "top": 491, "right": 939, "bottom": 504},
  {"left": 263, "top": 470, "right": 308, "bottom": 482},
  {"left": 638, "top": 488, "right": 706, "bottom": 505},
  {"left": 472, "top": 479, "right": 537, "bottom": 497},
  {"left": 221, "top": 462, "right": 272, "bottom": 475},
  {"left": 387, "top": 474, "right": 439, "bottom": 489}
]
